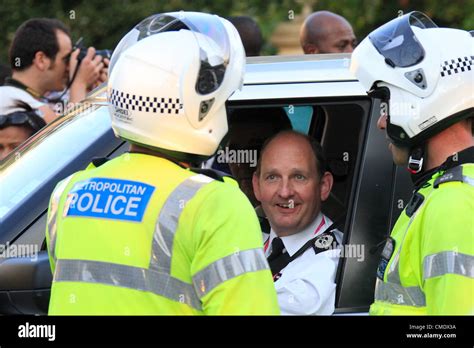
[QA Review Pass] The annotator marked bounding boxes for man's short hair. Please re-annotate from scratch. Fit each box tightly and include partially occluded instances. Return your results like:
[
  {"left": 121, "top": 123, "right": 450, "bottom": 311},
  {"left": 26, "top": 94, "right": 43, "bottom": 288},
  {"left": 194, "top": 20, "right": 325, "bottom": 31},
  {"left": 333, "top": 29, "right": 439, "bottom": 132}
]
[
  {"left": 228, "top": 16, "right": 263, "bottom": 57},
  {"left": 9, "top": 18, "right": 71, "bottom": 71},
  {"left": 255, "top": 130, "right": 327, "bottom": 178}
]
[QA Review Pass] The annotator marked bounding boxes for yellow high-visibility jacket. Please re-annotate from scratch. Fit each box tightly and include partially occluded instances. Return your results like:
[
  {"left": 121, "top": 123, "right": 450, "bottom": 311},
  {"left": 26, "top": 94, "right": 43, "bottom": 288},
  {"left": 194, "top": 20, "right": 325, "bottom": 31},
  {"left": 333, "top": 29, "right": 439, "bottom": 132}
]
[
  {"left": 46, "top": 153, "right": 279, "bottom": 315},
  {"left": 371, "top": 163, "right": 474, "bottom": 315}
]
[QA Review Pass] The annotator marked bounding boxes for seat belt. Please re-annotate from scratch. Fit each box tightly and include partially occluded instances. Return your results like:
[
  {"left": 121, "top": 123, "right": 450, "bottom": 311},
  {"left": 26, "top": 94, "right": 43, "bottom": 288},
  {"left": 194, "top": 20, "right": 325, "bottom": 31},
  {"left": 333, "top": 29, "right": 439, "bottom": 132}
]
[{"left": 269, "top": 214, "right": 345, "bottom": 278}]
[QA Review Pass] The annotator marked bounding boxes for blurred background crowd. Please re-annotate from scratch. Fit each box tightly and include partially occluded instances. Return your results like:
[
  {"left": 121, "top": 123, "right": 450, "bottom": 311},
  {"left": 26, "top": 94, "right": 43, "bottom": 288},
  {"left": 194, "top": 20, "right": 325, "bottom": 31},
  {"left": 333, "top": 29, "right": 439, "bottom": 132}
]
[{"left": 1, "top": 0, "right": 472, "bottom": 63}]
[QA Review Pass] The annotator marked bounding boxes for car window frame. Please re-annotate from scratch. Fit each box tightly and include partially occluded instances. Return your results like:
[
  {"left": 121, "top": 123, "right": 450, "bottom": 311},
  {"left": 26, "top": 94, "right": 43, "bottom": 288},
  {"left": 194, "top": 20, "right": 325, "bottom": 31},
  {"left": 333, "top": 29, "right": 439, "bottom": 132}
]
[{"left": 228, "top": 94, "right": 374, "bottom": 311}]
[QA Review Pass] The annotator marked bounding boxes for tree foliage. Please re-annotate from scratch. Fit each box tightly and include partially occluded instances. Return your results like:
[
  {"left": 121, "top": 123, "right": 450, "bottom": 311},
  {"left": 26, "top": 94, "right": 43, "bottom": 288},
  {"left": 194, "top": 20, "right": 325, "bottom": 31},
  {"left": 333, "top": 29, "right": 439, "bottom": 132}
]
[{"left": 0, "top": 0, "right": 472, "bottom": 65}]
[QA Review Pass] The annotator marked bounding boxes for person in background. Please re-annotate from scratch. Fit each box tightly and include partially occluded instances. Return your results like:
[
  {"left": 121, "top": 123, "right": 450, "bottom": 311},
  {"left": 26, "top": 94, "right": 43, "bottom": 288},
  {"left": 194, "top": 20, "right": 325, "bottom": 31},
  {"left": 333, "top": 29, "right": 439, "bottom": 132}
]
[
  {"left": 300, "top": 10, "right": 357, "bottom": 54},
  {"left": 0, "top": 101, "right": 46, "bottom": 160},
  {"left": 228, "top": 16, "right": 263, "bottom": 56},
  {"left": 0, "top": 18, "right": 107, "bottom": 123}
]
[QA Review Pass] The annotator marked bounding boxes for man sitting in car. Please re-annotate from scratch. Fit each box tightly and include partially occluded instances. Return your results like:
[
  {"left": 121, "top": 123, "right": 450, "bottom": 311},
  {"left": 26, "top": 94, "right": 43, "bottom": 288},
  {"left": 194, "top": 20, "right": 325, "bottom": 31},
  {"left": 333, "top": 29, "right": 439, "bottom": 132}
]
[{"left": 252, "top": 130, "right": 342, "bottom": 315}]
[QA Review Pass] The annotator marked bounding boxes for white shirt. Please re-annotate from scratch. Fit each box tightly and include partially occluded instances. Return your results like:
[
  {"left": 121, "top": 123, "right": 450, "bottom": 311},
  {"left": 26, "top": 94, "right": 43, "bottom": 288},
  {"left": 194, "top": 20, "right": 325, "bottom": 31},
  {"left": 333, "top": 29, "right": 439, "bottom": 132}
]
[
  {"left": 0, "top": 86, "right": 45, "bottom": 115},
  {"left": 263, "top": 213, "right": 342, "bottom": 315}
]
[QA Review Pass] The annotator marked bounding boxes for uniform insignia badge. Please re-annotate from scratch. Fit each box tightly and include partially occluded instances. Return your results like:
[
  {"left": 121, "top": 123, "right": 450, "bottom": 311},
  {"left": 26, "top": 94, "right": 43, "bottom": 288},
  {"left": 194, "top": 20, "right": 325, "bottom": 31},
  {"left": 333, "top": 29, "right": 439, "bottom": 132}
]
[{"left": 314, "top": 233, "right": 334, "bottom": 249}]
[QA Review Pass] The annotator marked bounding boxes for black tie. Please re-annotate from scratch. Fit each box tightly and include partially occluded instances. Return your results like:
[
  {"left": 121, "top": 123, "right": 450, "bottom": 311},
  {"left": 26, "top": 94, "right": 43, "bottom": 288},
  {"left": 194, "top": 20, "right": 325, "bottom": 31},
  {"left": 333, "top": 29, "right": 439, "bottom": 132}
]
[{"left": 267, "top": 237, "right": 290, "bottom": 276}]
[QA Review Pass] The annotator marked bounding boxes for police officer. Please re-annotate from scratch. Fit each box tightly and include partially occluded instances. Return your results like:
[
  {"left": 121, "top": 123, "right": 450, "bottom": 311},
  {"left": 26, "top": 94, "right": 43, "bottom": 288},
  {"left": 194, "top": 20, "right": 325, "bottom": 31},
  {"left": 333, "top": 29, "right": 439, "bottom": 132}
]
[
  {"left": 252, "top": 130, "right": 343, "bottom": 315},
  {"left": 351, "top": 11, "right": 474, "bottom": 315},
  {"left": 45, "top": 12, "right": 279, "bottom": 315}
]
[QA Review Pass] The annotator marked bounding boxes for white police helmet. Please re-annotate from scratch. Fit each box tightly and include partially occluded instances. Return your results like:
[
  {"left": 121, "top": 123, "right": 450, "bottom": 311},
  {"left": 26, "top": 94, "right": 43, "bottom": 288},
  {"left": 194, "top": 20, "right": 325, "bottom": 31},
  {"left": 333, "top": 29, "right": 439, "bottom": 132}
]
[
  {"left": 107, "top": 12, "right": 245, "bottom": 159},
  {"left": 350, "top": 11, "right": 473, "bottom": 148}
]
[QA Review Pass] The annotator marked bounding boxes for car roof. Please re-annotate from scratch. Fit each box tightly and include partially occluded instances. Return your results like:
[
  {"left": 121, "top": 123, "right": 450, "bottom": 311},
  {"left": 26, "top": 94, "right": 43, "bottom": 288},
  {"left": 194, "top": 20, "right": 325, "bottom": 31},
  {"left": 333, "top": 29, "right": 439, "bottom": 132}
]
[
  {"left": 68, "top": 54, "right": 363, "bottom": 102},
  {"left": 244, "top": 53, "right": 356, "bottom": 85}
]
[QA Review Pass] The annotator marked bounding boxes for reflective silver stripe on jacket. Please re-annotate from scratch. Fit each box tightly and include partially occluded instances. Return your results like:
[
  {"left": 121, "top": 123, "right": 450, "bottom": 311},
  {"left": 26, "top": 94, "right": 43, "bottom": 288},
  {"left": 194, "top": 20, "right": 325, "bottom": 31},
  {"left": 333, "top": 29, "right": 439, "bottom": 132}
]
[
  {"left": 193, "top": 248, "right": 269, "bottom": 298},
  {"left": 463, "top": 175, "right": 474, "bottom": 187},
  {"left": 47, "top": 174, "right": 74, "bottom": 263},
  {"left": 150, "top": 174, "right": 213, "bottom": 274},
  {"left": 375, "top": 170, "right": 474, "bottom": 308},
  {"left": 54, "top": 259, "right": 202, "bottom": 310},
  {"left": 374, "top": 279, "right": 426, "bottom": 307},
  {"left": 423, "top": 251, "right": 474, "bottom": 280}
]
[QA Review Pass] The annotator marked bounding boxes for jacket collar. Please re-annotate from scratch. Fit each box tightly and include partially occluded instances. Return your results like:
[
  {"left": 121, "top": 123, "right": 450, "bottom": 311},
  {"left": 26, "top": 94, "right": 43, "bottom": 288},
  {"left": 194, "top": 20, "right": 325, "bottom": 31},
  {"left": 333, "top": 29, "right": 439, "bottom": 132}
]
[{"left": 413, "top": 146, "right": 474, "bottom": 191}]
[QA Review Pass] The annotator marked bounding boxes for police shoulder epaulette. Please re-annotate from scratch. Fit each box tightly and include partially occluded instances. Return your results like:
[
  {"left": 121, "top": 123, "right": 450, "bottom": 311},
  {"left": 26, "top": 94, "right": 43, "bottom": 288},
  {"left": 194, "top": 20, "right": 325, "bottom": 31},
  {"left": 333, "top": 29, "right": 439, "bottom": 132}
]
[
  {"left": 433, "top": 165, "right": 464, "bottom": 188},
  {"left": 90, "top": 157, "right": 110, "bottom": 168},
  {"left": 189, "top": 168, "right": 234, "bottom": 183},
  {"left": 405, "top": 192, "right": 425, "bottom": 217}
]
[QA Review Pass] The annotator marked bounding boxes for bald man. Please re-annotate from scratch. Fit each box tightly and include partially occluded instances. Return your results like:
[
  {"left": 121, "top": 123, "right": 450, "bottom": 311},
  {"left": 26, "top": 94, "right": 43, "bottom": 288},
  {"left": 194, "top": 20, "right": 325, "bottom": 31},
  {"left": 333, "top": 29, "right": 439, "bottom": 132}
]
[
  {"left": 253, "top": 130, "right": 343, "bottom": 315},
  {"left": 300, "top": 11, "right": 357, "bottom": 54}
]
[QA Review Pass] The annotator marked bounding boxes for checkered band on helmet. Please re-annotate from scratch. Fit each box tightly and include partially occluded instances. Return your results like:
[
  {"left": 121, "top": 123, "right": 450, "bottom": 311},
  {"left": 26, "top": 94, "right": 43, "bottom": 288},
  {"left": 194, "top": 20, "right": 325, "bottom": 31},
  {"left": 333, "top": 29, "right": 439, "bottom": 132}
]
[
  {"left": 440, "top": 56, "right": 474, "bottom": 77},
  {"left": 109, "top": 89, "right": 183, "bottom": 114}
]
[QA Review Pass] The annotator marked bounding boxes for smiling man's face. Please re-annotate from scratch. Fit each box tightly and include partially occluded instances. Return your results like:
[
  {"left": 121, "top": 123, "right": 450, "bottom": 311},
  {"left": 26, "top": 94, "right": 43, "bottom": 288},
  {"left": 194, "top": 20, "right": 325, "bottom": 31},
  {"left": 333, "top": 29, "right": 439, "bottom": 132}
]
[{"left": 253, "top": 132, "right": 332, "bottom": 236}]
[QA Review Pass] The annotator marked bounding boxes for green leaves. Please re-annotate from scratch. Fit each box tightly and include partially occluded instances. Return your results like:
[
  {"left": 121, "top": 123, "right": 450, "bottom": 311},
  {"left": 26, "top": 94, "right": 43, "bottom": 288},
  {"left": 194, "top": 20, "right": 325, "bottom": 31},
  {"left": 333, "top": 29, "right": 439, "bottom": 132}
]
[{"left": 1, "top": 0, "right": 472, "bottom": 64}]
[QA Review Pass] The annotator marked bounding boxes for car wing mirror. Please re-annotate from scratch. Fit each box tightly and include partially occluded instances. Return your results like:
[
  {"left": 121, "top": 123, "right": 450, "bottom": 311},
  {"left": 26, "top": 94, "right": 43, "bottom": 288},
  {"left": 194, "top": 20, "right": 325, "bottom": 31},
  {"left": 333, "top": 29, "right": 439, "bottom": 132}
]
[{"left": 0, "top": 250, "right": 52, "bottom": 314}]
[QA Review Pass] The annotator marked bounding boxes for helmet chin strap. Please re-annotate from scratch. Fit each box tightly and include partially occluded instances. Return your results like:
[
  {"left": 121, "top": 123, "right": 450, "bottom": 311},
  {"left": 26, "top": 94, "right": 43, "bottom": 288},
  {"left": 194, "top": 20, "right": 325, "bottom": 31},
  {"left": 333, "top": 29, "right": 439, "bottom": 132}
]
[{"left": 407, "top": 145, "right": 425, "bottom": 175}]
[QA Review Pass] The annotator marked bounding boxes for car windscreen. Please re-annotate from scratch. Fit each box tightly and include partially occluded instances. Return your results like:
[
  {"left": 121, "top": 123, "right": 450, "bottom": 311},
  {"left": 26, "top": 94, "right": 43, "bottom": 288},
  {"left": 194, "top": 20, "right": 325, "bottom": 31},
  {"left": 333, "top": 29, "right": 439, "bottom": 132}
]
[{"left": 0, "top": 98, "right": 111, "bottom": 221}]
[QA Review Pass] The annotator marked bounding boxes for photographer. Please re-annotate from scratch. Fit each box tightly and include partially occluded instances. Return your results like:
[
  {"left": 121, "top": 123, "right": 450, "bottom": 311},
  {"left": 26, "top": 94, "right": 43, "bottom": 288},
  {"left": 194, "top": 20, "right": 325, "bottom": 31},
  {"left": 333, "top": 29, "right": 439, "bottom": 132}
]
[{"left": 0, "top": 18, "right": 108, "bottom": 123}]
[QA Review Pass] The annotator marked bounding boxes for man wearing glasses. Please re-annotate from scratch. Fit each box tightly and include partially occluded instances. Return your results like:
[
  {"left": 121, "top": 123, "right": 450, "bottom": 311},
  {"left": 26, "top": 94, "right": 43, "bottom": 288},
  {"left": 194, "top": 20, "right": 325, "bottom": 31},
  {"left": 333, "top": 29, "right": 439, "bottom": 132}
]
[{"left": 0, "top": 18, "right": 107, "bottom": 123}]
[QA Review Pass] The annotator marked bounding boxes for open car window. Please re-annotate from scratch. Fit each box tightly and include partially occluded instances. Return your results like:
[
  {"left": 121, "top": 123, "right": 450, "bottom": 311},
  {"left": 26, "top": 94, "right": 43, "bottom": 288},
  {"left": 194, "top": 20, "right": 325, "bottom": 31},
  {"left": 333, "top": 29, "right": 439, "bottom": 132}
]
[{"left": 221, "top": 101, "right": 366, "bottom": 222}]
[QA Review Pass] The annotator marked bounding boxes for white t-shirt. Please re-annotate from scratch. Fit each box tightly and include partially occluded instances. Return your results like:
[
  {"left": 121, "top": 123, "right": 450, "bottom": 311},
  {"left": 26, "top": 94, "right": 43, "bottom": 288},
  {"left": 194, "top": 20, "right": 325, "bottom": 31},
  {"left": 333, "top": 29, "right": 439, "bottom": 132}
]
[{"left": 0, "top": 86, "right": 46, "bottom": 116}]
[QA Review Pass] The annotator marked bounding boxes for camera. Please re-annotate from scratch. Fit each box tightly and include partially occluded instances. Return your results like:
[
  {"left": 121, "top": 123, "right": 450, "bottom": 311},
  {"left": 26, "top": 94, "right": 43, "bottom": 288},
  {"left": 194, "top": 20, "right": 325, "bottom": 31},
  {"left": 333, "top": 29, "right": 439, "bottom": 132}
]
[
  {"left": 77, "top": 48, "right": 112, "bottom": 62},
  {"left": 73, "top": 37, "right": 112, "bottom": 63}
]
